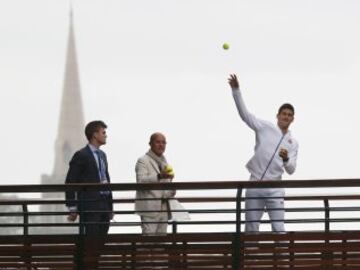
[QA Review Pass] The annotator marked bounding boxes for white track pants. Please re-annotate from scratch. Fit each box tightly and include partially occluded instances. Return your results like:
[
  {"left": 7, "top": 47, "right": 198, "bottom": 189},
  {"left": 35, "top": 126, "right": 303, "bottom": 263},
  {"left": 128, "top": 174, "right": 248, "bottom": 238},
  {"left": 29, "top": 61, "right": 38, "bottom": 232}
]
[{"left": 245, "top": 181, "right": 285, "bottom": 233}]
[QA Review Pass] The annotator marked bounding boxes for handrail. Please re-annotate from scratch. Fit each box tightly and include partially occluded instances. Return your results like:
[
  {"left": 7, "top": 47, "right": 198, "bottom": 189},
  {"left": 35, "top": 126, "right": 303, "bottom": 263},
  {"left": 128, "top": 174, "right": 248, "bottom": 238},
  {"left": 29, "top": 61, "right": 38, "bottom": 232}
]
[
  {"left": 1, "top": 180, "right": 360, "bottom": 234},
  {"left": 0, "top": 178, "right": 360, "bottom": 193},
  {"left": 2, "top": 194, "right": 360, "bottom": 206},
  {"left": 1, "top": 180, "right": 360, "bottom": 270}
]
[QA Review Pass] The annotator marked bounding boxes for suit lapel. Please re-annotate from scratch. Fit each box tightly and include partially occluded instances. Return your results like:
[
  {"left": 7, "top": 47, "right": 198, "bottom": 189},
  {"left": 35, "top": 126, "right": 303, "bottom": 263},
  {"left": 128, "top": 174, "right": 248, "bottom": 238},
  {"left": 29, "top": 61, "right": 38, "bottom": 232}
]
[
  {"left": 85, "top": 145, "right": 100, "bottom": 178},
  {"left": 148, "top": 156, "right": 161, "bottom": 173}
]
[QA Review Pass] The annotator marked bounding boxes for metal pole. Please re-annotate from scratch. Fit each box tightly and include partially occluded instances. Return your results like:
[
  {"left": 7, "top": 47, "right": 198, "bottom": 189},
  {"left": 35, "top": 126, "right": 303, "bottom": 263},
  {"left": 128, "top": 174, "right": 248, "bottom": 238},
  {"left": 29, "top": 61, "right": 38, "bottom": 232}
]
[
  {"left": 22, "top": 204, "right": 28, "bottom": 236},
  {"left": 322, "top": 199, "right": 331, "bottom": 267},
  {"left": 324, "top": 199, "right": 330, "bottom": 232},
  {"left": 172, "top": 221, "right": 177, "bottom": 234},
  {"left": 236, "top": 188, "right": 243, "bottom": 235},
  {"left": 22, "top": 204, "right": 31, "bottom": 270}
]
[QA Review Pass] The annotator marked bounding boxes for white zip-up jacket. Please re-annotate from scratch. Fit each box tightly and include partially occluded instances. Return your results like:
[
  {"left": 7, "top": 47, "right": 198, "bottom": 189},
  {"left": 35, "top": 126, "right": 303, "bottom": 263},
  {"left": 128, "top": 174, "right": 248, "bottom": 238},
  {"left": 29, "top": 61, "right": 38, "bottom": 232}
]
[{"left": 232, "top": 88, "right": 298, "bottom": 180}]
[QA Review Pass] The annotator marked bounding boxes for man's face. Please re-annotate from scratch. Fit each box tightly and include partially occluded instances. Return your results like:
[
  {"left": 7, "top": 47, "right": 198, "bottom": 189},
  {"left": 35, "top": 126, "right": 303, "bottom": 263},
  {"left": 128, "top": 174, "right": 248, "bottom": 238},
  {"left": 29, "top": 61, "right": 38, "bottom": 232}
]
[
  {"left": 150, "top": 134, "right": 166, "bottom": 156},
  {"left": 277, "top": 109, "right": 294, "bottom": 130},
  {"left": 93, "top": 127, "right": 107, "bottom": 146}
]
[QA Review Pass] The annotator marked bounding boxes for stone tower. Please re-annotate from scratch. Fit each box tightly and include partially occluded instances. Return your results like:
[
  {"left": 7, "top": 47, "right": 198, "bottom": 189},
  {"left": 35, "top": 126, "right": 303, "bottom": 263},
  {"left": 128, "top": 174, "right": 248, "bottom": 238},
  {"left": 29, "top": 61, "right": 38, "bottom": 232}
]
[
  {"left": 36, "top": 9, "right": 86, "bottom": 233},
  {"left": 48, "top": 8, "right": 85, "bottom": 182}
]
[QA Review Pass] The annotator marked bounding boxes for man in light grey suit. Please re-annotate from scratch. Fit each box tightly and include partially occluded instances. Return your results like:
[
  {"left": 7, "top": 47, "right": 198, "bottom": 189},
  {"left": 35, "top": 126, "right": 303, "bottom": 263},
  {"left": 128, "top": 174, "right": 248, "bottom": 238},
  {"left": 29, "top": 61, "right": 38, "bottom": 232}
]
[{"left": 135, "top": 132, "right": 176, "bottom": 235}]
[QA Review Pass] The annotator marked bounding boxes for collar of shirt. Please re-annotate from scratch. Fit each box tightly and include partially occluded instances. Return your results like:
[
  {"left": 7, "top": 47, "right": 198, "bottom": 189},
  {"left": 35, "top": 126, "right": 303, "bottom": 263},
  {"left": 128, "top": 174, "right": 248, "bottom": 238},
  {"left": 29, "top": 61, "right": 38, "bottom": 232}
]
[
  {"left": 88, "top": 143, "right": 99, "bottom": 153},
  {"left": 276, "top": 125, "right": 291, "bottom": 137},
  {"left": 88, "top": 143, "right": 101, "bottom": 169}
]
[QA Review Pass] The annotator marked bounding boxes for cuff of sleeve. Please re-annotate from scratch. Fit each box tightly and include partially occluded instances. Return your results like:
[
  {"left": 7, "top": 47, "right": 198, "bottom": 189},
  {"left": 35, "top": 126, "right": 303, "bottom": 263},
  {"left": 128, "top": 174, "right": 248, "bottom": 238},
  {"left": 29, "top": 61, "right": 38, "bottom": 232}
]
[
  {"left": 68, "top": 206, "right": 77, "bottom": 212},
  {"left": 283, "top": 161, "right": 291, "bottom": 169}
]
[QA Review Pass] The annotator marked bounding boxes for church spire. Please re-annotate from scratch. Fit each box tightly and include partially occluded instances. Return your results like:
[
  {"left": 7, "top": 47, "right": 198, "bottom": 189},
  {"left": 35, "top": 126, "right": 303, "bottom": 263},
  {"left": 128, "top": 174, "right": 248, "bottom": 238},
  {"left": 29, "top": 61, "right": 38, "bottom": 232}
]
[
  {"left": 36, "top": 7, "right": 86, "bottom": 234},
  {"left": 42, "top": 7, "right": 85, "bottom": 185}
]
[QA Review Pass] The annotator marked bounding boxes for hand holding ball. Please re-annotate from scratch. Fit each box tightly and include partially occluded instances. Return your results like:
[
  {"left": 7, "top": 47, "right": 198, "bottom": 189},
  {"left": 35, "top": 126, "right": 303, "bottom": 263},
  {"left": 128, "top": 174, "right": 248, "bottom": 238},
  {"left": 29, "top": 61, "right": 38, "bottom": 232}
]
[{"left": 164, "top": 165, "right": 174, "bottom": 176}]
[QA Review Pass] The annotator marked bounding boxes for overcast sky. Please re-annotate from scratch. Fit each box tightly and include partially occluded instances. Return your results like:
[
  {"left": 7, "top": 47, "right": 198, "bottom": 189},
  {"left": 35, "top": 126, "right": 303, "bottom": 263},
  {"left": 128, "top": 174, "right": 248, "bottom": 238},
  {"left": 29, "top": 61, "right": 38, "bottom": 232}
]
[{"left": 1, "top": 0, "right": 360, "bottom": 188}]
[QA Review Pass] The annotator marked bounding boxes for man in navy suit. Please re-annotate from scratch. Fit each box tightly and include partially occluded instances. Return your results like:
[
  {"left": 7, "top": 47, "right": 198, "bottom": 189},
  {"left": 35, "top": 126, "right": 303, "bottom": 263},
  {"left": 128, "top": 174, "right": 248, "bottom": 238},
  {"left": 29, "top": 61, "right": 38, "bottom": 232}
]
[{"left": 65, "top": 120, "right": 113, "bottom": 269}]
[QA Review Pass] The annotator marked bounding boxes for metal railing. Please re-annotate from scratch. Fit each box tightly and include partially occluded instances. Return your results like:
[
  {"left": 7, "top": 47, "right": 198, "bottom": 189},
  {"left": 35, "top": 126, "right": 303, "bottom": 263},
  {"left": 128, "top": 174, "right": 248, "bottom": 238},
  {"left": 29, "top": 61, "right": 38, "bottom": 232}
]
[
  {"left": 1, "top": 179, "right": 360, "bottom": 269},
  {"left": 1, "top": 179, "right": 360, "bottom": 234}
]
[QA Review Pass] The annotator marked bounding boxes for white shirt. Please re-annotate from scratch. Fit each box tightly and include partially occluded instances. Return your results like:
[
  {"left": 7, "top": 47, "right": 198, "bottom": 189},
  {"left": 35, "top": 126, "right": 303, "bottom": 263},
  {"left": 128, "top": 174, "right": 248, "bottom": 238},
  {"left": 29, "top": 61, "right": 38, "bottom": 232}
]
[
  {"left": 232, "top": 89, "right": 298, "bottom": 180},
  {"left": 88, "top": 143, "right": 108, "bottom": 182}
]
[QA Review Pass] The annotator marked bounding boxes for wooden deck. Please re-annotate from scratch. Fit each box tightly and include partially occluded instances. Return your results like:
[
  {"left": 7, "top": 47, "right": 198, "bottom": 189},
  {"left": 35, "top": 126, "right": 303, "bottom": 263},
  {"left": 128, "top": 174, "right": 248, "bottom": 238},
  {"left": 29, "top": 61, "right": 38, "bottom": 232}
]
[{"left": 1, "top": 231, "right": 360, "bottom": 269}]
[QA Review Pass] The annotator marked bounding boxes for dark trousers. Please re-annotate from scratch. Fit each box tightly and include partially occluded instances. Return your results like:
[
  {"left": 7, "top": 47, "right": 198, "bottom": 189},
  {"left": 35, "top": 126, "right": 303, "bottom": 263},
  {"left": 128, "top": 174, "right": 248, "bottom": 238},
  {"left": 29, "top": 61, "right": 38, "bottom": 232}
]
[{"left": 80, "top": 199, "right": 111, "bottom": 270}]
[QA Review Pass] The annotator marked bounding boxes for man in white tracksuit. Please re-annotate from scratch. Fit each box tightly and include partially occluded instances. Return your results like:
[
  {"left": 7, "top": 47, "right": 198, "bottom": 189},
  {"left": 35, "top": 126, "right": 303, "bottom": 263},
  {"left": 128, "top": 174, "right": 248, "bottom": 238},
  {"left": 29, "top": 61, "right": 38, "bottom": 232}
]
[{"left": 228, "top": 74, "right": 299, "bottom": 233}]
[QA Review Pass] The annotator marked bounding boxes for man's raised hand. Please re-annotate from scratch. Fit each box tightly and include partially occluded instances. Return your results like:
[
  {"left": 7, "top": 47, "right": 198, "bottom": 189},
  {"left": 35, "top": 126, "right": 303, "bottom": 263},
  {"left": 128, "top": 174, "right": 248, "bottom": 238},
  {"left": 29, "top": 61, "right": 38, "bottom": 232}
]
[{"left": 228, "top": 74, "right": 239, "bottom": 89}]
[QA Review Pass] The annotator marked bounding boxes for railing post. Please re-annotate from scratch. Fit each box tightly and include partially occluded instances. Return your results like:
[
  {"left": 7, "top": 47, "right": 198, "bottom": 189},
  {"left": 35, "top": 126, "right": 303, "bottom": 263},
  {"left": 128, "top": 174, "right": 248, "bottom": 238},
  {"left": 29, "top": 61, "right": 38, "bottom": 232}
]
[
  {"left": 22, "top": 204, "right": 28, "bottom": 236},
  {"left": 172, "top": 221, "right": 177, "bottom": 234},
  {"left": 324, "top": 199, "right": 330, "bottom": 232},
  {"left": 322, "top": 199, "right": 332, "bottom": 267},
  {"left": 233, "top": 187, "right": 243, "bottom": 270},
  {"left": 236, "top": 188, "right": 243, "bottom": 235},
  {"left": 22, "top": 204, "right": 31, "bottom": 270}
]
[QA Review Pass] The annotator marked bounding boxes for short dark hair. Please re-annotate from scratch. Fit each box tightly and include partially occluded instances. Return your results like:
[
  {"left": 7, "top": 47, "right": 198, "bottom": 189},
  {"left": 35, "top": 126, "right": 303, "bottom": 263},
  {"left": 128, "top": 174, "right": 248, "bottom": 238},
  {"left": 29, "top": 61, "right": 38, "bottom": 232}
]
[
  {"left": 278, "top": 103, "right": 295, "bottom": 115},
  {"left": 85, "top": 120, "right": 107, "bottom": 141}
]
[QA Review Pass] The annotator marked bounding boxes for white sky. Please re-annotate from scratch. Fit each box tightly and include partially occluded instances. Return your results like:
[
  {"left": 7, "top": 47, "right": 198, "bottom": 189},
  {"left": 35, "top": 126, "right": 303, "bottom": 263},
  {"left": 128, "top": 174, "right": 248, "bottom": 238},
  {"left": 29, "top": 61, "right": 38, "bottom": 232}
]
[{"left": 1, "top": 0, "right": 360, "bottom": 187}]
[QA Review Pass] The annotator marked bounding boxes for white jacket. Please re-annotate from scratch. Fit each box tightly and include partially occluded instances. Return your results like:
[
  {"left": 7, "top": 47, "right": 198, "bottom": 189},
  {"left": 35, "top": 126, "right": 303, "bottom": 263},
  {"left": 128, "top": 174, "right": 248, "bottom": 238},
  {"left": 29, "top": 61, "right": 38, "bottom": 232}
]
[
  {"left": 232, "top": 89, "right": 298, "bottom": 180},
  {"left": 135, "top": 154, "right": 174, "bottom": 218}
]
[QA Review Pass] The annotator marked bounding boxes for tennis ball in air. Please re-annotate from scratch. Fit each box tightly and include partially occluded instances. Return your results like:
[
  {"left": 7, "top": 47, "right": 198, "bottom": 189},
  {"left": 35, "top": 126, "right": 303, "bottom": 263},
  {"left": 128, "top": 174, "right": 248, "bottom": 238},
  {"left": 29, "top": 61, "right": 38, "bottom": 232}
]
[{"left": 223, "top": 43, "right": 230, "bottom": 50}]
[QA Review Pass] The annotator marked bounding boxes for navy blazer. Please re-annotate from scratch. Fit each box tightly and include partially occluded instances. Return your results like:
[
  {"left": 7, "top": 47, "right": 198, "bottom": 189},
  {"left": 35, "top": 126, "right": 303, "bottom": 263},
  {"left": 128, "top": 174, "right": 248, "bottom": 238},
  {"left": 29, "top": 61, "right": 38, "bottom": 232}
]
[{"left": 65, "top": 145, "right": 113, "bottom": 211}]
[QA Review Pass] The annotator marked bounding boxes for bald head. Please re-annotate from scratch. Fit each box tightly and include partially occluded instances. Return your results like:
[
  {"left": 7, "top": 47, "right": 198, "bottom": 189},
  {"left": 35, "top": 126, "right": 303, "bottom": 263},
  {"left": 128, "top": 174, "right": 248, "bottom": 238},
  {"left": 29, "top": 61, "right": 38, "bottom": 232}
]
[
  {"left": 149, "top": 132, "right": 166, "bottom": 144},
  {"left": 149, "top": 132, "right": 167, "bottom": 156}
]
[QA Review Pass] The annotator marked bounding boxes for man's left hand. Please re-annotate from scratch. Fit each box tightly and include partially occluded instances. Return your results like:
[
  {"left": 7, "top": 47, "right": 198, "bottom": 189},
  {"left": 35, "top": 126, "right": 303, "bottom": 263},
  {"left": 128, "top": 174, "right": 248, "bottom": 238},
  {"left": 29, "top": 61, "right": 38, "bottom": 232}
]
[{"left": 279, "top": 148, "right": 289, "bottom": 162}]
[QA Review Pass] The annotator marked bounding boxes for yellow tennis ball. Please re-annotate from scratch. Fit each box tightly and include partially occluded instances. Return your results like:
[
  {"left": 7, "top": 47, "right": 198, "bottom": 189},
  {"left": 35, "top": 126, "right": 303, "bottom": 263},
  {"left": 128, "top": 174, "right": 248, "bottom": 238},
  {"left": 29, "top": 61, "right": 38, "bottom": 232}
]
[
  {"left": 223, "top": 43, "right": 230, "bottom": 50},
  {"left": 164, "top": 165, "right": 174, "bottom": 176},
  {"left": 165, "top": 165, "right": 173, "bottom": 172}
]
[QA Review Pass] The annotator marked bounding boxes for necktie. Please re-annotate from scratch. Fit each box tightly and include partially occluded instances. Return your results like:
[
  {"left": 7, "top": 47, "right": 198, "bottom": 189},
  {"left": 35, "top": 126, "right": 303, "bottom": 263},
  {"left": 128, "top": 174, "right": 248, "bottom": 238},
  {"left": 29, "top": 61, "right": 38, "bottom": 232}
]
[
  {"left": 95, "top": 150, "right": 106, "bottom": 180},
  {"left": 95, "top": 150, "right": 110, "bottom": 196}
]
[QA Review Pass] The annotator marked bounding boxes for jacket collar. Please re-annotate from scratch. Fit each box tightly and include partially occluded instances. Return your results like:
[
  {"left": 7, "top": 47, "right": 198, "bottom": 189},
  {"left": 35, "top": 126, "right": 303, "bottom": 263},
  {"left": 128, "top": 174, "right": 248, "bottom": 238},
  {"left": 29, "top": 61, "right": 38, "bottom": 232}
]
[{"left": 148, "top": 155, "right": 161, "bottom": 173}]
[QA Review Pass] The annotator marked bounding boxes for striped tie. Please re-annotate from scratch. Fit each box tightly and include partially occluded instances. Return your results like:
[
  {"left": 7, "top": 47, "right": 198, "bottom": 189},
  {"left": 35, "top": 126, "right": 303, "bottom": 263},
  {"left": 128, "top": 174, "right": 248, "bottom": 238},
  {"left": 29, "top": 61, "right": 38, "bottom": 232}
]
[{"left": 95, "top": 150, "right": 110, "bottom": 196}]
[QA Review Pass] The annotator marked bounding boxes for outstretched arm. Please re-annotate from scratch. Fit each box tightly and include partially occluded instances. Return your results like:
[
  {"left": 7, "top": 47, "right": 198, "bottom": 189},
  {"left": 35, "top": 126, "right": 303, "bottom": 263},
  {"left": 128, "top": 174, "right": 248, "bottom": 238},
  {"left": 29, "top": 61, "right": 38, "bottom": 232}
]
[{"left": 228, "top": 74, "right": 263, "bottom": 131}]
